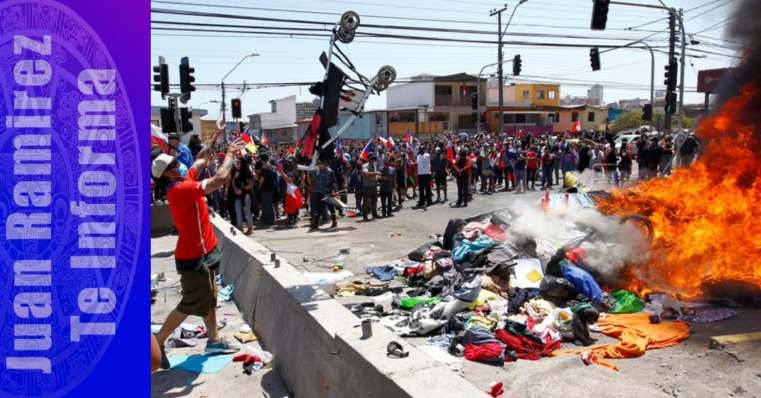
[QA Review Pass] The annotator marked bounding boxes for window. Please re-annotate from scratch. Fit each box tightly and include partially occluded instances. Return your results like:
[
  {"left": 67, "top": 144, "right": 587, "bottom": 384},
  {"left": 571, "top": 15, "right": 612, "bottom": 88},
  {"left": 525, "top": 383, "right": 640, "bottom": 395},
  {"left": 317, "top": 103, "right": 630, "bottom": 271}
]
[
  {"left": 536, "top": 90, "right": 545, "bottom": 100},
  {"left": 522, "top": 90, "right": 529, "bottom": 101},
  {"left": 554, "top": 113, "right": 561, "bottom": 123},
  {"left": 587, "top": 112, "right": 595, "bottom": 122},
  {"left": 572, "top": 112, "right": 579, "bottom": 122},
  {"left": 549, "top": 90, "right": 556, "bottom": 100},
  {"left": 435, "top": 86, "right": 452, "bottom": 95},
  {"left": 270, "top": 101, "right": 277, "bottom": 113}
]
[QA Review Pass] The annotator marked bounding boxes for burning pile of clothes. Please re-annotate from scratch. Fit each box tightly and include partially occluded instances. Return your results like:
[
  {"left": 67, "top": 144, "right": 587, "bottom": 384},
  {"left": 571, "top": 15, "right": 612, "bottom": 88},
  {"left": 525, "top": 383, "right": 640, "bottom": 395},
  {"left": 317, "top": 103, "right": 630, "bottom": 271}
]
[{"left": 349, "top": 199, "right": 758, "bottom": 371}]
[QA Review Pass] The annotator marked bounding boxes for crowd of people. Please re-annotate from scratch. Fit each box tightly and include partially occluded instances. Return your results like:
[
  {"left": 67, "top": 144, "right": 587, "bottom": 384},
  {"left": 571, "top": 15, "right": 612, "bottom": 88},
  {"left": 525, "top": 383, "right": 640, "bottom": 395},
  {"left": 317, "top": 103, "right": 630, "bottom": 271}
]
[{"left": 151, "top": 127, "right": 699, "bottom": 234}]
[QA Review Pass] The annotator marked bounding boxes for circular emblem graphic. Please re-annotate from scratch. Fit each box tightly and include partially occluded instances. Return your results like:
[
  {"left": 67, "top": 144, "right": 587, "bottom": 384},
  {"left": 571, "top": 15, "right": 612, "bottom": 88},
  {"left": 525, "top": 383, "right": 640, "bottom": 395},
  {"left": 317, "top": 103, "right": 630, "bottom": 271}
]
[{"left": 0, "top": 1, "right": 140, "bottom": 396}]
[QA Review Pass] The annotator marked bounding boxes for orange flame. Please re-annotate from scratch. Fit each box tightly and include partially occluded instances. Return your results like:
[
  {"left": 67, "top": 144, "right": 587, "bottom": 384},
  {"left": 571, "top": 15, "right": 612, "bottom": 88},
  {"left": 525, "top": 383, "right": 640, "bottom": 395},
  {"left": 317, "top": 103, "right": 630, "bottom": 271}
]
[{"left": 598, "top": 82, "right": 761, "bottom": 298}]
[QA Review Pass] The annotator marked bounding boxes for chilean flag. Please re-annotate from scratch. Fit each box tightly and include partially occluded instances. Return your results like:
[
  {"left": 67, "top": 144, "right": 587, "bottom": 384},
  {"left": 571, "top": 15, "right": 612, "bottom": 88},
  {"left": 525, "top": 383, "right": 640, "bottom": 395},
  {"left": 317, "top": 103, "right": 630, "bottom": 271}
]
[
  {"left": 360, "top": 139, "right": 373, "bottom": 161},
  {"left": 404, "top": 130, "right": 412, "bottom": 143},
  {"left": 387, "top": 134, "right": 395, "bottom": 149},
  {"left": 377, "top": 136, "right": 389, "bottom": 148},
  {"left": 150, "top": 124, "right": 169, "bottom": 152},
  {"left": 241, "top": 127, "right": 259, "bottom": 154},
  {"left": 446, "top": 140, "right": 455, "bottom": 164},
  {"left": 261, "top": 131, "right": 269, "bottom": 146},
  {"left": 572, "top": 120, "right": 581, "bottom": 132}
]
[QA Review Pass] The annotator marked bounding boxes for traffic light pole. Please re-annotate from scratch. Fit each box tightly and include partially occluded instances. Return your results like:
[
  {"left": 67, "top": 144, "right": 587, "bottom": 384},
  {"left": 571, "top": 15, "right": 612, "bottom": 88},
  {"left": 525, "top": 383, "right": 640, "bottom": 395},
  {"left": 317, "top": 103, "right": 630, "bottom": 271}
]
[
  {"left": 609, "top": 1, "right": 686, "bottom": 135},
  {"left": 219, "top": 53, "right": 259, "bottom": 146},
  {"left": 476, "top": 59, "right": 515, "bottom": 135},
  {"left": 664, "top": 14, "right": 675, "bottom": 135}
]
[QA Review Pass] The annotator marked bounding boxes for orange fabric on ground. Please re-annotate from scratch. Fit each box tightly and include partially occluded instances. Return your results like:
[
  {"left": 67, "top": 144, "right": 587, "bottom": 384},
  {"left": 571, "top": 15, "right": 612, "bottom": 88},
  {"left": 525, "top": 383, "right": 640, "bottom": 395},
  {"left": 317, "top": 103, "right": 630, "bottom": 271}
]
[{"left": 551, "top": 312, "right": 691, "bottom": 370}]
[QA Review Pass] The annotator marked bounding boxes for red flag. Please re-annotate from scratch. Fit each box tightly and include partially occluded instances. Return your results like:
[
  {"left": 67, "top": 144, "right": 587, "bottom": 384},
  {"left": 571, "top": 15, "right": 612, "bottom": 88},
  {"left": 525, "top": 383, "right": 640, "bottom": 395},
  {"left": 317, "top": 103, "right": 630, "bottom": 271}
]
[
  {"left": 404, "top": 130, "right": 412, "bottom": 143},
  {"left": 360, "top": 140, "right": 373, "bottom": 161},
  {"left": 461, "top": 82, "right": 467, "bottom": 96},
  {"left": 572, "top": 120, "right": 581, "bottom": 132},
  {"left": 446, "top": 140, "right": 454, "bottom": 164}
]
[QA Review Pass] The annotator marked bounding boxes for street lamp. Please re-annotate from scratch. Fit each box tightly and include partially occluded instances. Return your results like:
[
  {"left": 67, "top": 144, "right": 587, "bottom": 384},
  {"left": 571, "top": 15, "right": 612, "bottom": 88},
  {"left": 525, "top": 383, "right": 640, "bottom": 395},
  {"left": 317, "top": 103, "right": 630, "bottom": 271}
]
[
  {"left": 221, "top": 53, "right": 259, "bottom": 143},
  {"left": 476, "top": 59, "right": 515, "bottom": 134}
]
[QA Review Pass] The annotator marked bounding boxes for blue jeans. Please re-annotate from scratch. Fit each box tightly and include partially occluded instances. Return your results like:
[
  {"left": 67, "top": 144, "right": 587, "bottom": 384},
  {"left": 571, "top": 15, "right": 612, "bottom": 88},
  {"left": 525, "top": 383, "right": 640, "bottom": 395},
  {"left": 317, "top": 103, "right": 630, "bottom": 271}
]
[
  {"left": 261, "top": 191, "right": 275, "bottom": 225},
  {"left": 541, "top": 165, "right": 553, "bottom": 188},
  {"left": 514, "top": 170, "right": 527, "bottom": 192}
]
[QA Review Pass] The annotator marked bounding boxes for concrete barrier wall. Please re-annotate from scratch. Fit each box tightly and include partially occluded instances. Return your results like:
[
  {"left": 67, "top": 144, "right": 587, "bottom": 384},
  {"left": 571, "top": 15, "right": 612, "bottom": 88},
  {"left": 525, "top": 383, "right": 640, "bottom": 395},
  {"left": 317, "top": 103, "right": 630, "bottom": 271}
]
[
  {"left": 209, "top": 215, "right": 484, "bottom": 398},
  {"left": 151, "top": 204, "right": 175, "bottom": 232}
]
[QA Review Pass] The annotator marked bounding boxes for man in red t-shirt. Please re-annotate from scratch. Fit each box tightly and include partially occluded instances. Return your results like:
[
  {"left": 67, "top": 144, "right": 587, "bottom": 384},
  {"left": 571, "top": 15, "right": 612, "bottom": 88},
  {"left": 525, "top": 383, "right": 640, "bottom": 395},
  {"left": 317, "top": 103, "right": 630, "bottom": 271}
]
[
  {"left": 523, "top": 146, "right": 539, "bottom": 191},
  {"left": 151, "top": 128, "right": 245, "bottom": 370}
]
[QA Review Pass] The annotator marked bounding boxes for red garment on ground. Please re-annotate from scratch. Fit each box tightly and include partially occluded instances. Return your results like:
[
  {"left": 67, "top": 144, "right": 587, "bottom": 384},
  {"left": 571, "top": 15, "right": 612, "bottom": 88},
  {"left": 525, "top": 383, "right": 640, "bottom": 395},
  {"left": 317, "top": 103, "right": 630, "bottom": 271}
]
[
  {"left": 402, "top": 265, "right": 424, "bottom": 278},
  {"left": 483, "top": 224, "right": 509, "bottom": 242},
  {"left": 494, "top": 329, "right": 561, "bottom": 360},
  {"left": 464, "top": 343, "right": 504, "bottom": 362}
]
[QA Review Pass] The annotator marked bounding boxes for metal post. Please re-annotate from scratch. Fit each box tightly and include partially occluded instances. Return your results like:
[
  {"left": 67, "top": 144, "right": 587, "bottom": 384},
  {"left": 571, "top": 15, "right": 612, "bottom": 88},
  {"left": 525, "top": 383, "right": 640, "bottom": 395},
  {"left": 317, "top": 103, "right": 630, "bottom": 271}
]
[
  {"left": 220, "top": 81, "right": 226, "bottom": 144},
  {"left": 477, "top": 59, "right": 515, "bottom": 136},
  {"left": 496, "top": 10, "right": 504, "bottom": 136},
  {"left": 675, "top": 8, "right": 686, "bottom": 135},
  {"left": 664, "top": 13, "right": 675, "bottom": 135}
]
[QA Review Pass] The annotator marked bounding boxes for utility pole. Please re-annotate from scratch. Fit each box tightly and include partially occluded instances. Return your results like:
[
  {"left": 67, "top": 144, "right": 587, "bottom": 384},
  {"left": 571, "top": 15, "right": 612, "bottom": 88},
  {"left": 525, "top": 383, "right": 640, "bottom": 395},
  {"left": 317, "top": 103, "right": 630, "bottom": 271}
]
[
  {"left": 490, "top": 6, "right": 507, "bottom": 136},
  {"left": 676, "top": 7, "right": 686, "bottom": 135},
  {"left": 664, "top": 13, "right": 676, "bottom": 135},
  {"left": 221, "top": 81, "right": 226, "bottom": 143}
]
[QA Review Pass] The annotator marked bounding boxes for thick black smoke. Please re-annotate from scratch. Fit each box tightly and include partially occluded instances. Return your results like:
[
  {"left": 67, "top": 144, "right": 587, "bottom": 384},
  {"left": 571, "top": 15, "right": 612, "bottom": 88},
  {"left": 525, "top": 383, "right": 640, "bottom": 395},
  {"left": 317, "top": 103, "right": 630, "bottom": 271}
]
[{"left": 714, "top": 0, "right": 761, "bottom": 111}]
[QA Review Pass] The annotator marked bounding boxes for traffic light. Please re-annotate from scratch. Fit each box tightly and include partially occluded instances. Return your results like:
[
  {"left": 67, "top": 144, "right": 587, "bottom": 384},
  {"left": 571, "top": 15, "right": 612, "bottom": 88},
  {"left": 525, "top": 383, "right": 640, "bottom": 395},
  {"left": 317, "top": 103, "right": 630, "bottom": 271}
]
[
  {"left": 589, "top": 47, "right": 601, "bottom": 71},
  {"left": 664, "top": 92, "right": 677, "bottom": 114},
  {"left": 480, "top": 112, "right": 486, "bottom": 123},
  {"left": 664, "top": 59, "right": 678, "bottom": 91},
  {"left": 513, "top": 54, "right": 522, "bottom": 76},
  {"left": 591, "top": 0, "right": 610, "bottom": 30},
  {"left": 642, "top": 104, "right": 652, "bottom": 121},
  {"left": 471, "top": 112, "right": 477, "bottom": 124},
  {"left": 153, "top": 56, "right": 169, "bottom": 100},
  {"left": 160, "top": 107, "right": 175, "bottom": 134},
  {"left": 180, "top": 108, "right": 194, "bottom": 133},
  {"left": 179, "top": 57, "right": 196, "bottom": 102},
  {"left": 470, "top": 93, "right": 478, "bottom": 110},
  {"left": 231, "top": 98, "right": 242, "bottom": 119}
]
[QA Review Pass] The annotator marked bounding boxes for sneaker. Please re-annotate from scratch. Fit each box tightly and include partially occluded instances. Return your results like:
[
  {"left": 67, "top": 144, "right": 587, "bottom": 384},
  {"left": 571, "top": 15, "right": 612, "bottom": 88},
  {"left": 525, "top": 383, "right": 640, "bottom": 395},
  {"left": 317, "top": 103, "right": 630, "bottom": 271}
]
[
  {"left": 205, "top": 338, "right": 240, "bottom": 354},
  {"left": 244, "top": 227, "right": 254, "bottom": 235},
  {"left": 159, "top": 345, "right": 171, "bottom": 370}
]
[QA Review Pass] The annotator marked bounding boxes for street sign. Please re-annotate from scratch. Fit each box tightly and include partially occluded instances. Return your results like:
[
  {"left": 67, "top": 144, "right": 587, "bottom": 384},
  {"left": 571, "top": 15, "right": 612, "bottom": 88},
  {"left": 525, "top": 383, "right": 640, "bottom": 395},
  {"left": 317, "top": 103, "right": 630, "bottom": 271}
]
[
  {"left": 229, "top": 129, "right": 240, "bottom": 141},
  {"left": 697, "top": 68, "right": 731, "bottom": 93}
]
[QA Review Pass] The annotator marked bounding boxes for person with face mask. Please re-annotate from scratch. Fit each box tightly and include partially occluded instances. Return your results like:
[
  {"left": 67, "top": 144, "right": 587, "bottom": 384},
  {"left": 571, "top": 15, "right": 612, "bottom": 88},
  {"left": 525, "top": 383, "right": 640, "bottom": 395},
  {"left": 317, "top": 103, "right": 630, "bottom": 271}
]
[
  {"left": 151, "top": 128, "right": 245, "bottom": 370},
  {"left": 167, "top": 134, "right": 194, "bottom": 170},
  {"left": 232, "top": 156, "right": 255, "bottom": 235}
]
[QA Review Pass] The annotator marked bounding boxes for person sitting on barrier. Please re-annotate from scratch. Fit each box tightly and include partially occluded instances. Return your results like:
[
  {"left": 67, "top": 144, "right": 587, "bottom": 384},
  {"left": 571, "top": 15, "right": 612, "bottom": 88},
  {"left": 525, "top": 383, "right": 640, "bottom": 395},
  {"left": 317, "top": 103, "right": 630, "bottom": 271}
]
[{"left": 151, "top": 130, "right": 244, "bottom": 371}]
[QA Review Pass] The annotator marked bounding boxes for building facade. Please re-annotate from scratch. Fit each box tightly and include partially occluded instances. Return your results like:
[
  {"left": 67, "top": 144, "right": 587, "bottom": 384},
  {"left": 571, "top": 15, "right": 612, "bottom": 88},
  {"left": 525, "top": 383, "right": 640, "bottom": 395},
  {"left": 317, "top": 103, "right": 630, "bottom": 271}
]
[
  {"left": 247, "top": 95, "right": 298, "bottom": 144},
  {"left": 385, "top": 73, "right": 487, "bottom": 136}
]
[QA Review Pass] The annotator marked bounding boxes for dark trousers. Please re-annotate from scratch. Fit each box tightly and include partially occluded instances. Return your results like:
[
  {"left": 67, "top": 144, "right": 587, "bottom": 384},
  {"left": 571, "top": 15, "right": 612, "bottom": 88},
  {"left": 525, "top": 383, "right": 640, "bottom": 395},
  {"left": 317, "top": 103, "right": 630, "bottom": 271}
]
[
  {"left": 226, "top": 194, "right": 238, "bottom": 226},
  {"left": 380, "top": 191, "right": 393, "bottom": 216},
  {"left": 526, "top": 168, "right": 537, "bottom": 190},
  {"left": 362, "top": 186, "right": 378, "bottom": 219},
  {"left": 504, "top": 166, "right": 515, "bottom": 189},
  {"left": 541, "top": 165, "right": 553, "bottom": 188},
  {"left": 354, "top": 192, "right": 363, "bottom": 212},
  {"left": 314, "top": 192, "right": 336, "bottom": 218},
  {"left": 456, "top": 174, "right": 469, "bottom": 206},
  {"left": 417, "top": 174, "right": 433, "bottom": 206}
]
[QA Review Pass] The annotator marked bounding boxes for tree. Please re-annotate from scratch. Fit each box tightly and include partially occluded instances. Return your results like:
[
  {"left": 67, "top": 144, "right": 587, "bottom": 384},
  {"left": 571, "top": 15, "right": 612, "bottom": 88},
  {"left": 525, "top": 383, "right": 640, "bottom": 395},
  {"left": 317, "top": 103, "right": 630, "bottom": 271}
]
[{"left": 609, "top": 110, "right": 644, "bottom": 134}]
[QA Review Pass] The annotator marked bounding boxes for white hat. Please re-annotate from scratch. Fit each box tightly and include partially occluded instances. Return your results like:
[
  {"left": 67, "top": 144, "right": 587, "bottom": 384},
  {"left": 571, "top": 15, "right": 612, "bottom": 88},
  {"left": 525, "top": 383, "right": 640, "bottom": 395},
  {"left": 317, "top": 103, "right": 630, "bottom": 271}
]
[{"left": 151, "top": 153, "right": 175, "bottom": 179}]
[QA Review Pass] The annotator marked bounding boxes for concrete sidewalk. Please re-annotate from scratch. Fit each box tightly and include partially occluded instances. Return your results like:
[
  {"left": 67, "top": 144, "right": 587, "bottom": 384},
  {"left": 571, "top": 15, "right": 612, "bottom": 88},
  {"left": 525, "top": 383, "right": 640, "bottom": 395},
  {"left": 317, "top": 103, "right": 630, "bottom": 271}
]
[{"left": 150, "top": 232, "right": 290, "bottom": 398}]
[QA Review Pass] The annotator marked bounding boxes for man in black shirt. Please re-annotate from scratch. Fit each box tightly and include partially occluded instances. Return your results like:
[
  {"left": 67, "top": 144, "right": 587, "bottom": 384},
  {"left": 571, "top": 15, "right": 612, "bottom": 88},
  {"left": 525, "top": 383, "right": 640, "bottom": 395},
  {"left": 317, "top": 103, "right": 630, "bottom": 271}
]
[{"left": 257, "top": 153, "right": 276, "bottom": 226}]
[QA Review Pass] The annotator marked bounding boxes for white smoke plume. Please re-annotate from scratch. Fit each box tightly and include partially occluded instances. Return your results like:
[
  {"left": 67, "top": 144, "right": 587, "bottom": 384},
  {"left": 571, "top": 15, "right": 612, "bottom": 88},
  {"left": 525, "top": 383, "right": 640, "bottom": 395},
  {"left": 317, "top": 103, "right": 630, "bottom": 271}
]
[{"left": 506, "top": 200, "right": 652, "bottom": 285}]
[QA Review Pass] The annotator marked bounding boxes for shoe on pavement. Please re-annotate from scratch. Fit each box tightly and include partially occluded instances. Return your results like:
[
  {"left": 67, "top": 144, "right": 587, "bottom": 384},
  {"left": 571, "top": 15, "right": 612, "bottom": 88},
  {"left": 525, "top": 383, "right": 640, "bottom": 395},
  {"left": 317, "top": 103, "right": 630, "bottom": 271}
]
[
  {"left": 244, "top": 227, "right": 254, "bottom": 235},
  {"left": 205, "top": 338, "right": 240, "bottom": 355}
]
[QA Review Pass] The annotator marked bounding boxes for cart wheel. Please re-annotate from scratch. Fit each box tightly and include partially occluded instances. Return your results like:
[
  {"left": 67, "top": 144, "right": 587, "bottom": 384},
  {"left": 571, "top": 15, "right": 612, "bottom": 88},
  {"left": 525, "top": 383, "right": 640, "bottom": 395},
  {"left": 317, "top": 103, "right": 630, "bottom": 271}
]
[
  {"left": 337, "top": 27, "right": 355, "bottom": 44},
  {"left": 373, "top": 81, "right": 389, "bottom": 92},
  {"left": 377, "top": 65, "right": 397, "bottom": 85},
  {"left": 341, "top": 11, "right": 360, "bottom": 31},
  {"left": 619, "top": 213, "right": 654, "bottom": 243}
]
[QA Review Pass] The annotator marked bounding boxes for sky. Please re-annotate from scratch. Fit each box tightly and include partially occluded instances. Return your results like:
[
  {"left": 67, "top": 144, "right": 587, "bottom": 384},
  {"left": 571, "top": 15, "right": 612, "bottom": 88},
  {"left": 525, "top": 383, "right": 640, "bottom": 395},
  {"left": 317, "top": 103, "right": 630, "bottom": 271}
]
[{"left": 150, "top": 0, "right": 742, "bottom": 120}]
